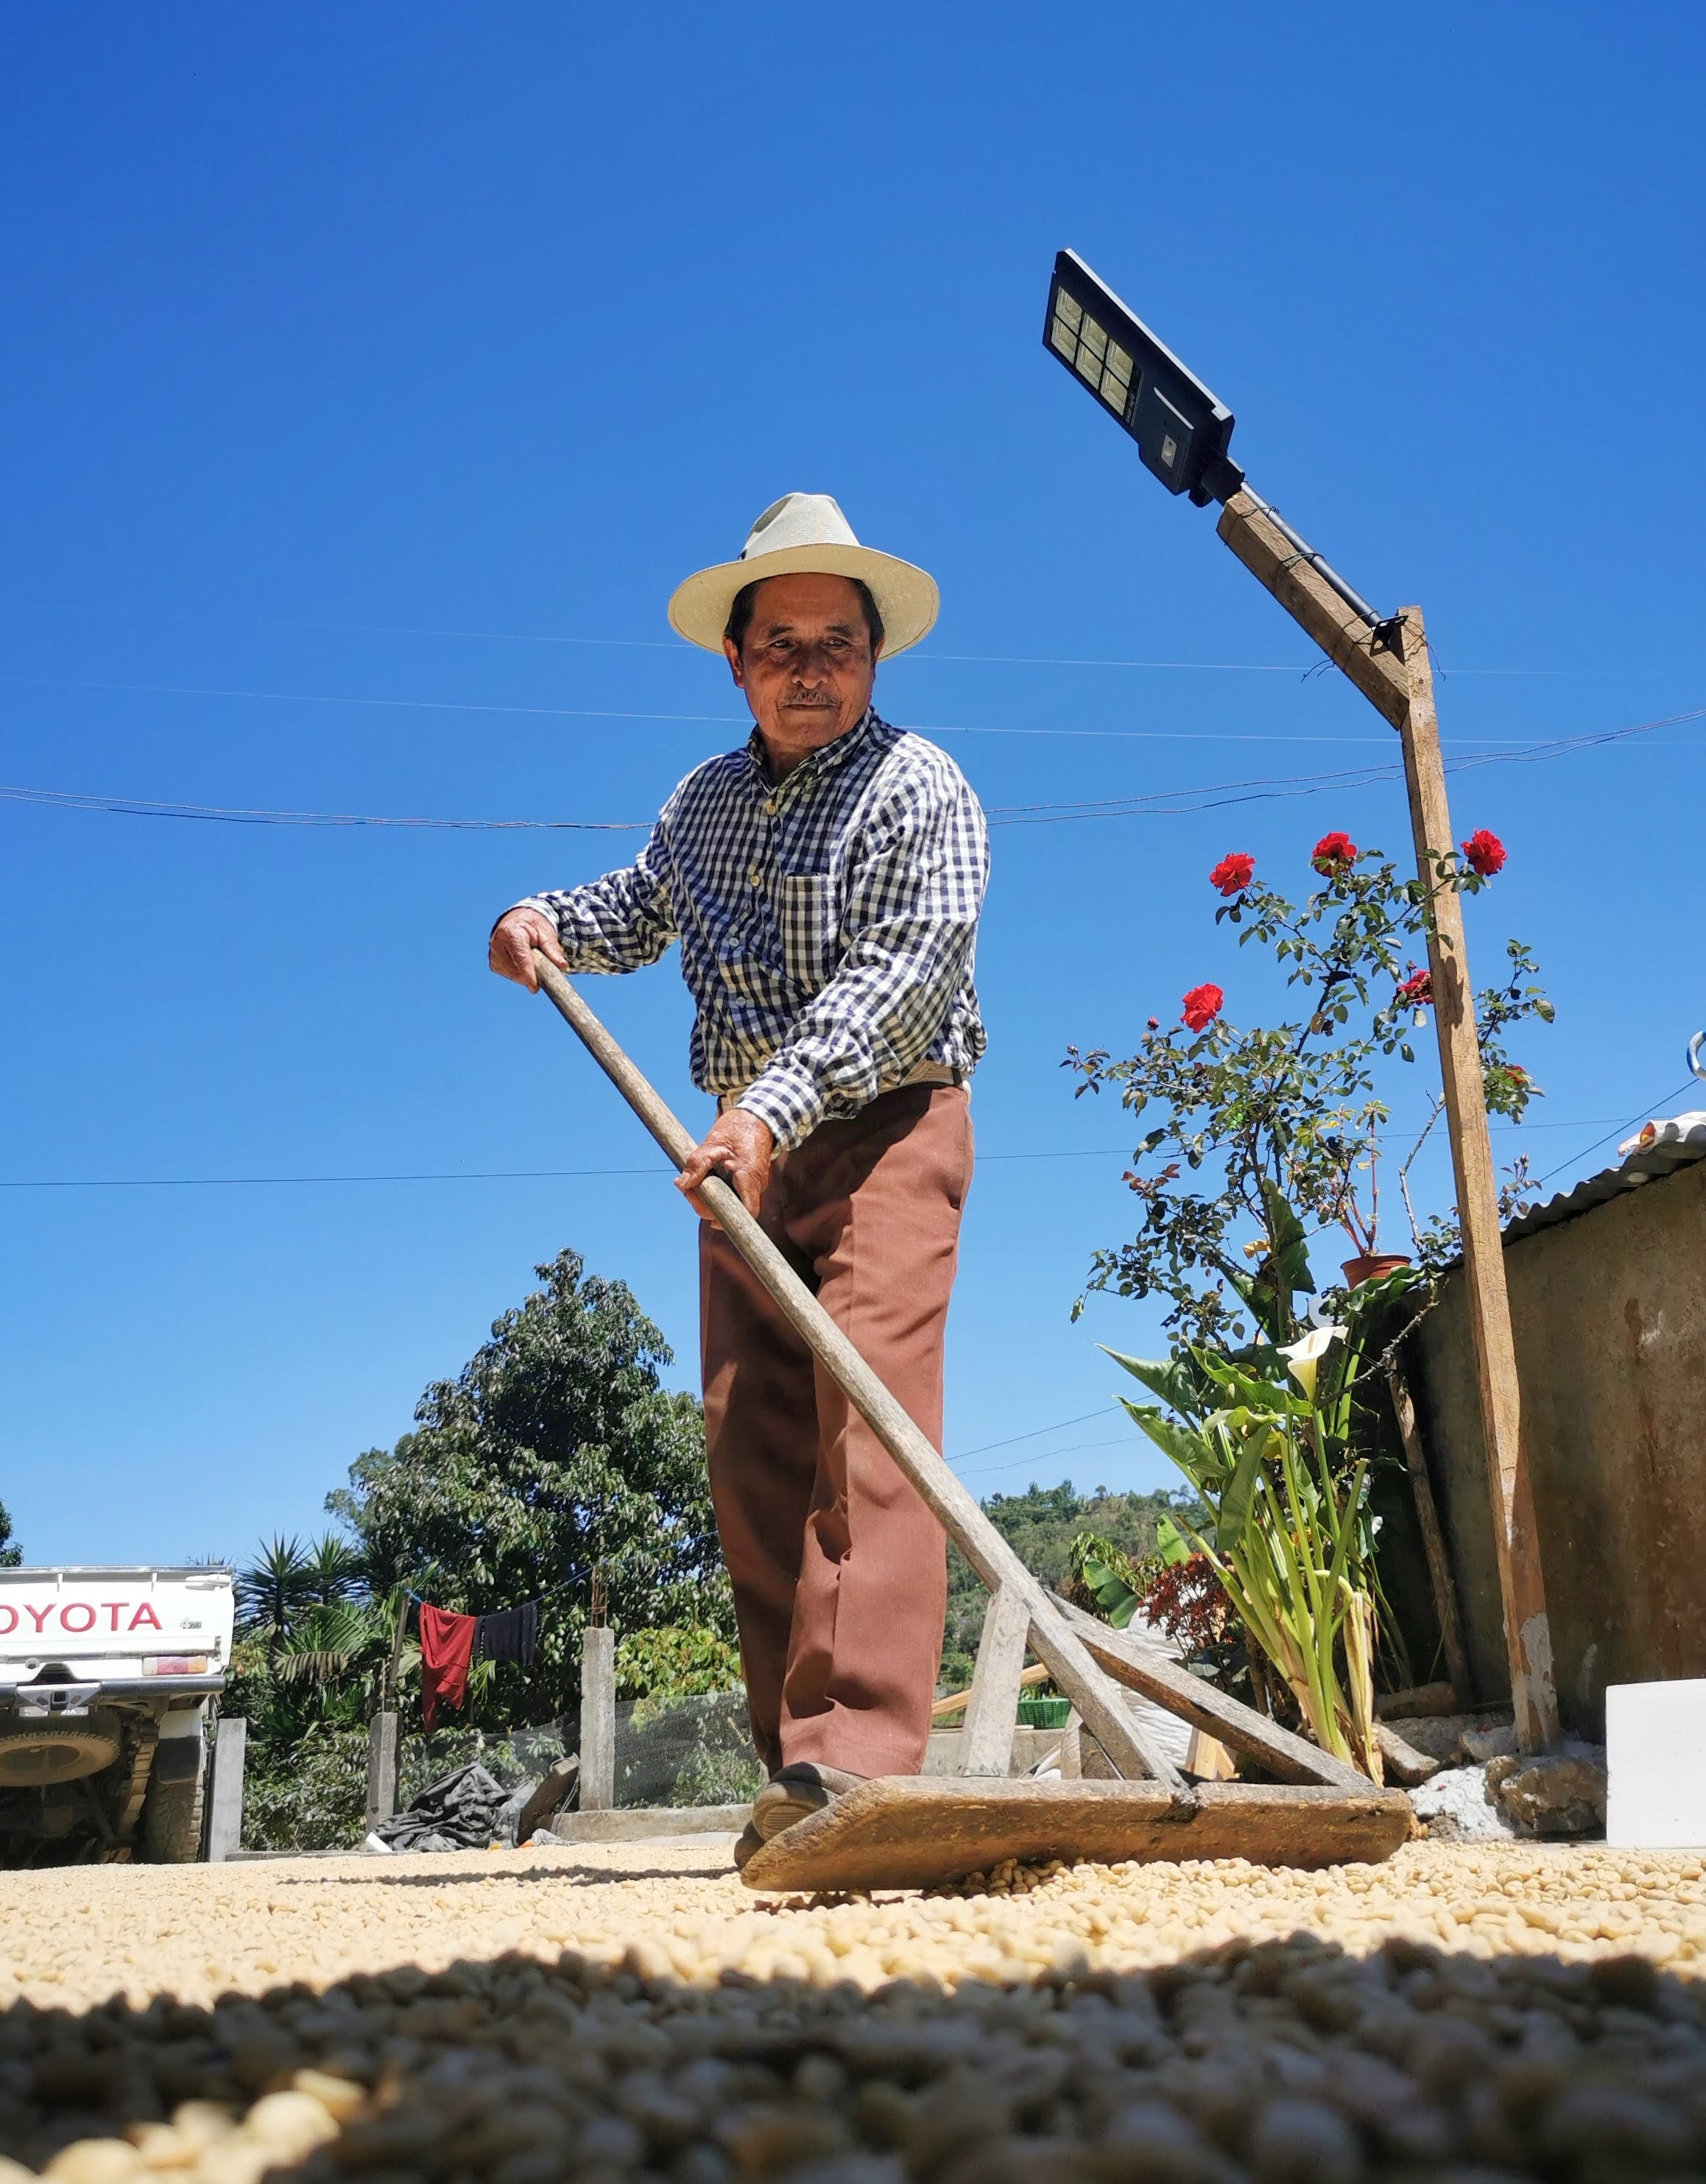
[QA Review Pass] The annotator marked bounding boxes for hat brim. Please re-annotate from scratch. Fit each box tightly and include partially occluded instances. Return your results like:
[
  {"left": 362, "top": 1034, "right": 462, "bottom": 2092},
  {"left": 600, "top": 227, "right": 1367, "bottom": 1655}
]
[{"left": 667, "top": 543, "right": 939, "bottom": 659}]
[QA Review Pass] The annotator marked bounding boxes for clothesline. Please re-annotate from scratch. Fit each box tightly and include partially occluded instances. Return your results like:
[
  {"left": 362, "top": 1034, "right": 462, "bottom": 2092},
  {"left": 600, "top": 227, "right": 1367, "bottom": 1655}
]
[{"left": 412, "top": 1556, "right": 646, "bottom": 1725}]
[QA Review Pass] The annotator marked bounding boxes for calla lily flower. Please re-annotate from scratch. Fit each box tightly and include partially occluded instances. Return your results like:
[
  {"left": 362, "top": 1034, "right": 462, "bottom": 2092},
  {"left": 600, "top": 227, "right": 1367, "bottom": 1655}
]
[{"left": 1277, "top": 1322, "right": 1344, "bottom": 1402}]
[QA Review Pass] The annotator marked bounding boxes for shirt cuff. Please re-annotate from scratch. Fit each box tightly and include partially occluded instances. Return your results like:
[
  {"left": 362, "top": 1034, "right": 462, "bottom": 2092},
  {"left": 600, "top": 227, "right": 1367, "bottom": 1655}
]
[
  {"left": 734, "top": 1059, "right": 825, "bottom": 1152},
  {"left": 492, "top": 896, "right": 559, "bottom": 937}
]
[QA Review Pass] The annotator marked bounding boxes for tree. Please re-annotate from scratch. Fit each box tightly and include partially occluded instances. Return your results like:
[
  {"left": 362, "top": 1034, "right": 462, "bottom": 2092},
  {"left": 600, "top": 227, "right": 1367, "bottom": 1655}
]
[
  {"left": 0, "top": 1499, "right": 21, "bottom": 1568},
  {"left": 235, "top": 1535, "right": 321, "bottom": 1639},
  {"left": 328, "top": 1249, "right": 727, "bottom": 1726}
]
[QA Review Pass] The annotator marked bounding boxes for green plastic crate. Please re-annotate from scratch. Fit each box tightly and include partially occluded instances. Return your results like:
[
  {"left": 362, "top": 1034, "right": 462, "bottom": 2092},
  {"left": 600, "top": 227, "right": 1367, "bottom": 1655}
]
[{"left": 1015, "top": 1695, "right": 1071, "bottom": 1728}]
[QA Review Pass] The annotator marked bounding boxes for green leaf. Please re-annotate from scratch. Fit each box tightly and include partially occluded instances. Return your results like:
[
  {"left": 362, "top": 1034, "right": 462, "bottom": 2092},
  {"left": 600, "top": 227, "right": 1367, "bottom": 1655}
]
[
  {"left": 1155, "top": 1514, "right": 1192, "bottom": 1567},
  {"left": 1216, "top": 1426, "right": 1271, "bottom": 1556},
  {"left": 1115, "top": 1398, "right": 1220, "bottom": 1491},
  {"left": 1102, "top": 1347, "right": 1208, "bottom": 1419}
]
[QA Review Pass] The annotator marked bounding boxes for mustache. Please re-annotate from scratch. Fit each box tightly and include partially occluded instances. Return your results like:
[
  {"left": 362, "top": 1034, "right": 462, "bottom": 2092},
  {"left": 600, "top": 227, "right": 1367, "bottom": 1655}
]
[{"left": 780, "top": 688, "right": 841, "bottom": 708}]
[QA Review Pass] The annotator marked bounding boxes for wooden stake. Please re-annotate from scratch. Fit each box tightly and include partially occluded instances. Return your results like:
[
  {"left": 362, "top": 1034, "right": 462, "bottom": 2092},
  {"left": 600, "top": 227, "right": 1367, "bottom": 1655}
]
[
  {"left": 1393, "top": 610, "right": 1558, "bottom": 1752},
  {"left": 959, "top": 1585, "right": 1029, "bottom": 1776},
  {"left": 1385, "top": 1359, "right": 1472, "bottom": 1707}
]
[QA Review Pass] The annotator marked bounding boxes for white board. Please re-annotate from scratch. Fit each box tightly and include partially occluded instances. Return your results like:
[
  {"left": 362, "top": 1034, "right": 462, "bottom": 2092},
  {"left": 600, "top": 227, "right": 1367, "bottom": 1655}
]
[{"left": 1606, "top": 1678, "right": 1706, "bottom": 1847}]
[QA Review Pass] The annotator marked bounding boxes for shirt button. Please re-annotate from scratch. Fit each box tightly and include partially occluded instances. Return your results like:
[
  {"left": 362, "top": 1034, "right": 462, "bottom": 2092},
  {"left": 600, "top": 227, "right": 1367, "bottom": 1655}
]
[
  {"left": 747, "top": 863, "right": 763, "bottom": 887},
  {"left": 763, "top": 797, "right": 778, "bottom": 817}
]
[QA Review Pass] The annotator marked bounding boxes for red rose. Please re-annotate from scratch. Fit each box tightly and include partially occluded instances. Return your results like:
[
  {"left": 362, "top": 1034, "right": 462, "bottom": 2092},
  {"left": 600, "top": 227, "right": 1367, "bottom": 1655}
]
[
  {"left": 1463, "top": 828, "right": 1506, "bottom": 876},
  {"left": 1210, "top": 851, "right": 1255, "bottom": 897},
  {"left": 1182, "top": 983, "right": 1224, "bottom": 1032},
  {"left": 1311, "top": 830, "right": 1358, "bottom": 875},
  {"left": 1397, "top": 968, "right": 1433, "bottom": 1007},
  {"left": 1146, "top": 1017, "right": 1160, "bottom": 1030}
]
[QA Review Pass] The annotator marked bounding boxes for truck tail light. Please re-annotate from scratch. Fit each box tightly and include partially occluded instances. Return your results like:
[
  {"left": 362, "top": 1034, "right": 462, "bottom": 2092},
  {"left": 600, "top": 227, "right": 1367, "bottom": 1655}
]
[{"left": 142, "top": 1656, "right": 209, "bottom": 1676}]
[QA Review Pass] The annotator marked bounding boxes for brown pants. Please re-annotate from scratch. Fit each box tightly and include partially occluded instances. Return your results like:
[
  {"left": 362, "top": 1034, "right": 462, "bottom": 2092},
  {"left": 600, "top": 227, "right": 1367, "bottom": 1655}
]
[{"left": 699, "top": 1084, "right": 973, "bottom": 1779}]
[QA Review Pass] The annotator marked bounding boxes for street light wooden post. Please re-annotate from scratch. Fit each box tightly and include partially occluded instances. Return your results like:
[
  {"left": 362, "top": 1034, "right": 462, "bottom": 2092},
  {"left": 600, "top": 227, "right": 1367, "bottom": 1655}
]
[{"left": 1215, "top": 489, "right": 1560, "bottom": 1754}]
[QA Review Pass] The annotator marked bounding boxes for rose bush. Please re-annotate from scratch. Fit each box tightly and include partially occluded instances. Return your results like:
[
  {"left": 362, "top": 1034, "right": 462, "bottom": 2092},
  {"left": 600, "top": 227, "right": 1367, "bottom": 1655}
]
[{"left": 1066, "top": 827, "right": 1551, "bottom": 1345}]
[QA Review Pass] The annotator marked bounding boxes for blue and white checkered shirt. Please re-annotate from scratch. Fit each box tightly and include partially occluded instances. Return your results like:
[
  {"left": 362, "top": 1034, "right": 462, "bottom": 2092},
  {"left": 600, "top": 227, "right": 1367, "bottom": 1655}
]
[{"left": 514, "top": 709, "right": 988, "bottom": 1149}]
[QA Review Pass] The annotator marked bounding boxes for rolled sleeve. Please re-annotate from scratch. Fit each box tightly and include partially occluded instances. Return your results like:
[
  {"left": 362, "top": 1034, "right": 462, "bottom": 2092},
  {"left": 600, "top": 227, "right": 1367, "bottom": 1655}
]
[{"left": 504, "top": 820, "right": 677, "bottom": 976}]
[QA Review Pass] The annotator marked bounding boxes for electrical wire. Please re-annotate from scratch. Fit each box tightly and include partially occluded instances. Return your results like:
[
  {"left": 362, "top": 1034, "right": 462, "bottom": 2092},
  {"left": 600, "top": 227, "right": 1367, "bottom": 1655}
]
[
  {"left": 955, "top": 1435, "right": 1133, "bottom": 1482},
  {"left": 9, "top": 672, "right": 1691, "bottom": 748},
  {"left": 7, "top": 599, "right": 1661, "bottom": 676},
  {"left": 0, "top": 1146, "right": 1164, "bottom": 1190},
  {"left": 1527, "top": 1079, "right": 1702, "bottom": 1190},
  {"left": 2, "top": 702, "right": 1696, "bottom": 838},
  {"left": 0, "top": 1114, "right": 1630, "bottom": 1191},
  {"left": 945, "top": 1406, "right": 1113, "bottom": 1465}
]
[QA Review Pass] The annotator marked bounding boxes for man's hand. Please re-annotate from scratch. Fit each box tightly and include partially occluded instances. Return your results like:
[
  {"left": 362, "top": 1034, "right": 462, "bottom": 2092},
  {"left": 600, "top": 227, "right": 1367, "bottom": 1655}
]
[
  {"left": 488, "top": 907, "right": 567, "bottom": 991},
  {"left": 677, "top": 1108, "right": 775, "bottom": 1219}
]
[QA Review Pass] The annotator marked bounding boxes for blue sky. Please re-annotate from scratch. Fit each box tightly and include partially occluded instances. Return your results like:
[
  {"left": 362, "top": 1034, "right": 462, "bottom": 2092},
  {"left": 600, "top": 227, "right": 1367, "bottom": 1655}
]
[{"left": 2, "top": 5, "right": 1702, "bottom": 1568}]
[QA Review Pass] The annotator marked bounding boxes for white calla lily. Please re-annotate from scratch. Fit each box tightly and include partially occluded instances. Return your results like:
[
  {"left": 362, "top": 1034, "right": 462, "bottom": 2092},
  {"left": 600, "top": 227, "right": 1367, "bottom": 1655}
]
[{"left": 1277, "top": 1321, "right": 1345, "bottom": 1402}]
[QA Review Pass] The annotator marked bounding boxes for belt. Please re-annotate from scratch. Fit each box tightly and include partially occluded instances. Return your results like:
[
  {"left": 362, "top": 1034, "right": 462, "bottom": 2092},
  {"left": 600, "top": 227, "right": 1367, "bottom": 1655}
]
[{"left": 716, "top": 1060, "right": 962, "bottom": 1116}]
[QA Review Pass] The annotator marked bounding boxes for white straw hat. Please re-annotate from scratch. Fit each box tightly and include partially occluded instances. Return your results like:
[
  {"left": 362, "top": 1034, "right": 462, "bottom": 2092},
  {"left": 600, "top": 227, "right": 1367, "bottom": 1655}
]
[{"left": 667, "top": 493, "right": 940, "bottom": 658}]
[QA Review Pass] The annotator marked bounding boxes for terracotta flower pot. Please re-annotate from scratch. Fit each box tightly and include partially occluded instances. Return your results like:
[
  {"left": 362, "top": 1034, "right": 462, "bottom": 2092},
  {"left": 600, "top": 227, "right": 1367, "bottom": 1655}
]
[{"left": 1342, "top": 1252, "right": 1412, "bottom": 1288}]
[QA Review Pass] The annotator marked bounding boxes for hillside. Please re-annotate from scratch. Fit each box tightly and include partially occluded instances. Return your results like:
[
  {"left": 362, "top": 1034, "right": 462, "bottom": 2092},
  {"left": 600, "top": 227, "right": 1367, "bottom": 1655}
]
[{"left": 940, "top": 1480, "right": 1198, "bottom": 1686}]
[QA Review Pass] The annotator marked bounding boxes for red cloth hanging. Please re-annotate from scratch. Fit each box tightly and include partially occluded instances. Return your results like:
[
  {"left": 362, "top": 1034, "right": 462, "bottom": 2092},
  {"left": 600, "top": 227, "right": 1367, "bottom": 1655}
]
[{"left": 417, "top": 1602, "right": 477, "bottom": 1727}]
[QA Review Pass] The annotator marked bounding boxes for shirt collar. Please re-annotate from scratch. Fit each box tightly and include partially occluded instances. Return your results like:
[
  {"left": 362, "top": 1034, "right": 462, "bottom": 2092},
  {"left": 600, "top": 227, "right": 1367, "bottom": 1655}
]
[{"left": 745, "top": 706, "right": 881, "bottom": 792}]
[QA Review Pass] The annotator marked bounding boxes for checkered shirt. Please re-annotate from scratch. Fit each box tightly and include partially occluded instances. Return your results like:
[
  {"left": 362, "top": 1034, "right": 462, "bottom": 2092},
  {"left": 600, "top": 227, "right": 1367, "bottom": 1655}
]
[{"left": 514, "top": 709, "right": 988, "bottom": 1149}]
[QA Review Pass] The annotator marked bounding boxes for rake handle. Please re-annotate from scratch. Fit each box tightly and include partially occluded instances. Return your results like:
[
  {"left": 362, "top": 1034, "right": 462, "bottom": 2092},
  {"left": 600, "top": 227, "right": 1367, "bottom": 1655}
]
[{"left": 530, "top": 954, "right": 1185, "bottom": 1794}]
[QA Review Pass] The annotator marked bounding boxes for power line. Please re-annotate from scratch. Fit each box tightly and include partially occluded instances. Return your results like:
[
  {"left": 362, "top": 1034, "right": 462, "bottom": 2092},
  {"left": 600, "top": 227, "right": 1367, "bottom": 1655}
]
[
  {"left": 8, "top": 599, "right": 1664, "bottom": 676},
  {"left": 956, "top": 1436, "right": 1134, "bottom": 1482},
  {"left": 3, "top": 702, "right": 1697, "bottom": 839},
  {"left": 946, "top": 1406, "right": 1112, "bottom": 1465},
  {"left": 0, "top": 1113, "right": 1638, "bottom": 1191},
  {"left": 0, "top": 1146, "right": 1168, "bottom": 1190},
  {"left": 7, "top": 671, "right": 1684, "bottom": 748},
  {"left": 1528, "top": 1079, "right": 1702, "bottom": 1190}
]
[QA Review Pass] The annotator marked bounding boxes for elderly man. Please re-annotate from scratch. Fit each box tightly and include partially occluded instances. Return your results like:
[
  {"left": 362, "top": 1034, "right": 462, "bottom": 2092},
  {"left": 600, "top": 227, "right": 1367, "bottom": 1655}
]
[{"left": 490, "top": 493, "right": 987, "bottom": 1857}]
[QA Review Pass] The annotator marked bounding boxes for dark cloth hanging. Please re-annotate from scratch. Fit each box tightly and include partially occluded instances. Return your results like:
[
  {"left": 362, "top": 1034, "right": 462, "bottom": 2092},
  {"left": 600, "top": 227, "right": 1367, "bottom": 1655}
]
[
  {"left": 476, "top": 1597, "right": 542, "bottom": 1668},
  {"left": 417, "top": 1602, "right": 477, "bottom": 1727}
]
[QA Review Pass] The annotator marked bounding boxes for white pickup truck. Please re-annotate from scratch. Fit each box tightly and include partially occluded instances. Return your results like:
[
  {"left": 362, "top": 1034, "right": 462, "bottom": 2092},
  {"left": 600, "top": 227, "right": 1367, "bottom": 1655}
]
[{"left": 0, "top": 1566, "right": 236, "bottom": 1866}]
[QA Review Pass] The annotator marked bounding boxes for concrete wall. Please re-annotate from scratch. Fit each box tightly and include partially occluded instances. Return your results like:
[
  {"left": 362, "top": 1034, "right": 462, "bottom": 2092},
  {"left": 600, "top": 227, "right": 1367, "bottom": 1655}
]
[{"left": 1408, "top": 1155, "right": 1706, "bottom": 1736}]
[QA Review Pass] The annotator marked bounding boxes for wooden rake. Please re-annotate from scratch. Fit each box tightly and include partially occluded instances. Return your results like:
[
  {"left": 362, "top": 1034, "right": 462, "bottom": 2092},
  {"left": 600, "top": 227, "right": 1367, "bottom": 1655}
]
[{"left": 533, "top": 960, "right": 1411, "bottom": 1887}]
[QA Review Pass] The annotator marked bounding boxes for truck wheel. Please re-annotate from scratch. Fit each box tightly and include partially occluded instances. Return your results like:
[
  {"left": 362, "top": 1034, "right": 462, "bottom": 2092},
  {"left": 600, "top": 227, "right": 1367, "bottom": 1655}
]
[
  {"left": 141, "top": 1768, "right": 206, "bottom": 1863},
  {"left": 0, "top": 1711, "right": 123, "bottom": 1787}
]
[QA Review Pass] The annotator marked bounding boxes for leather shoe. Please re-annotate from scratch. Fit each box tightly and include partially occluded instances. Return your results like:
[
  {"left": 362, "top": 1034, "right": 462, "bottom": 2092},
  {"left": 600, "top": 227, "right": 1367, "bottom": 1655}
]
[{"left": 751, "top": 1762, "right": 867, "bottom": 1840}]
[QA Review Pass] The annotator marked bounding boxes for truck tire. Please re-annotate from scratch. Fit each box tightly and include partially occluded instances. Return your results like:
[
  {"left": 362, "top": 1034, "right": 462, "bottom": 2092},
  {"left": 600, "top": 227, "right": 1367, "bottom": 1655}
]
[
  {"left": 0, "top": 1711, "right": 123, "bottom": 1787},
  {"left": 141, "top": 1766, "right": 206, "bottom": 1863}
]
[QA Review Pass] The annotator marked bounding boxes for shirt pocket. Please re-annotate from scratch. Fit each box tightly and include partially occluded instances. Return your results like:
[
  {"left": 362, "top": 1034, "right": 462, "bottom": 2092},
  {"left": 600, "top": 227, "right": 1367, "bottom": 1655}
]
[{"left": 778, "top": 873, "right": 839, "bottom": 992}]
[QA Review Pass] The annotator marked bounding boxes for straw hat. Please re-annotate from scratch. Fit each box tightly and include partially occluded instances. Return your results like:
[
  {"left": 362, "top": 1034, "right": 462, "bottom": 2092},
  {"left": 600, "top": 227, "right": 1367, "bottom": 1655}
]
[{"left": 667, "top": 493, "right": 940, "bottom": 658}]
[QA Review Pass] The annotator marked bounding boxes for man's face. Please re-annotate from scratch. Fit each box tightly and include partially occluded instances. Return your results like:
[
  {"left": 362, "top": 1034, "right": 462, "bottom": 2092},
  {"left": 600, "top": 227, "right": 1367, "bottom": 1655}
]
[{"left": 723, "top": 573, "right": 879, "bottom": 763}]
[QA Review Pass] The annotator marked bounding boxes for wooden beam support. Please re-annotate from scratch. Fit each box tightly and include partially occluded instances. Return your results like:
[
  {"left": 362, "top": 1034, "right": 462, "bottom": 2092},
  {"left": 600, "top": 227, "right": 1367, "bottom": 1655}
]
[
  {"left": 1215, "top": 490, "right": 1410, "bottom": 729},
  {"left": 1395, "top": 611, "right": 1558, "bottom": 1752},
  {"left": 933, "top": 1661, "right": 1049, "bottom": 1722},
  {"left": 1046, "top": 1592, "right": 1369, "bottom": 1791},
  {"left": 959, "top": 1586, "right": 1029, "bottom": 1776},
  {"left": 1386, "top": 1359, "right": 1472, "bottom": 1708}
]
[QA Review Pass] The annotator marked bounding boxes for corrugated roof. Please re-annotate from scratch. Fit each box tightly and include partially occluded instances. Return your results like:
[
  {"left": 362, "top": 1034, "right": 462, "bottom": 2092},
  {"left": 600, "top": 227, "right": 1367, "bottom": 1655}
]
[{"left": 1501, "top": 1116, "right": 1706, "bottom": 1246}]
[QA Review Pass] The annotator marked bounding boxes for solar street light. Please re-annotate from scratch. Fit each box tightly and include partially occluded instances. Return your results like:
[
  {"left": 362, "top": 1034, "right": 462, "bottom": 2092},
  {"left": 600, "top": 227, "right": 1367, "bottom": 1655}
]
[
  {"left": 1044, "top": 250, "right": 1244, "bottom": 507},
  {"left": 1043, "top": 248, "right": 1393, "bottom": 642}
]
